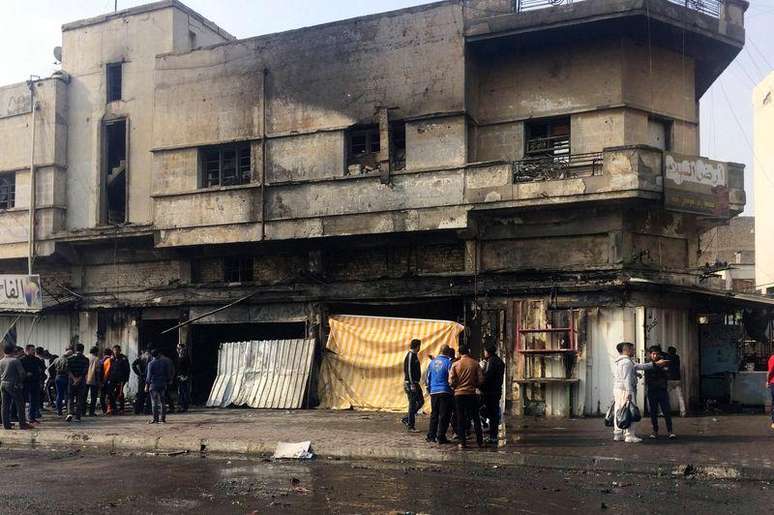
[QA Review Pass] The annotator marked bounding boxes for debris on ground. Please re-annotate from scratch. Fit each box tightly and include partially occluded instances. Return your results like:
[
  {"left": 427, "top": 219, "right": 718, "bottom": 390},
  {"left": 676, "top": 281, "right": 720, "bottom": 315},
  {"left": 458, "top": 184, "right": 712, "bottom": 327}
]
[{"left": 273, "top": 441, "right": 314, "bottom": 459}]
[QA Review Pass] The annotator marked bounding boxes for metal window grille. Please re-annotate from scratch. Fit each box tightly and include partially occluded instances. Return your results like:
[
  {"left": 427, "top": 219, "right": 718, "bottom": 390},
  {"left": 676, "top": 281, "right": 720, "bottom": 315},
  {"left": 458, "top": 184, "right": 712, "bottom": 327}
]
[
  {"left": 516, "top": 0, "right": 723, "bottom": 17},
  {"left": 106, "top": 63, "right": 122, "bottom": 102},
  {"left": 223, "top": 256, "right": 254, "bottom": 283},
  {"left": 201, "top": 145, "right": 252, "bottom": 187},
  {"left": 0, "top": 173, "right": 15, "bottom": 210}
]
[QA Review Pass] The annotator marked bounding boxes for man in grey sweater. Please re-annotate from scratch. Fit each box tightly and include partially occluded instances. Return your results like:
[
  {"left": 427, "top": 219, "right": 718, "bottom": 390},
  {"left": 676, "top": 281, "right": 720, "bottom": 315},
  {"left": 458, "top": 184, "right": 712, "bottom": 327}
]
[
  {"left": 612, "top": 341, "right": 668, "bottom": 443},
  {"left": 0, "top": 342, "right": 32, "bottom": 430}
]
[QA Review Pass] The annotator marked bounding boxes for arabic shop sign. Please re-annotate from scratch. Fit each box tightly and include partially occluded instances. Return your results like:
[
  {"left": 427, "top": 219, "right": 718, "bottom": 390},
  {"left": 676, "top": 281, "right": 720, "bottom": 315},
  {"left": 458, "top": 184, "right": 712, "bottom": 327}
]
[
  {"left": 664, "top": 153, "right": 729, "bottom": 217},
  {"left": 0, "top": 275, "right": 43, "bottom": 312}
]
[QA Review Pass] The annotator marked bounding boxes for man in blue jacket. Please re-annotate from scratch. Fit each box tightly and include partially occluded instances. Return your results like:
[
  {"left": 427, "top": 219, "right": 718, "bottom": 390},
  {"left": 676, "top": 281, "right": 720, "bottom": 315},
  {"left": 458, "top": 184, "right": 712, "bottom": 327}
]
[{"left": 426, "top": 345, "right": 454, "bottom": 444}]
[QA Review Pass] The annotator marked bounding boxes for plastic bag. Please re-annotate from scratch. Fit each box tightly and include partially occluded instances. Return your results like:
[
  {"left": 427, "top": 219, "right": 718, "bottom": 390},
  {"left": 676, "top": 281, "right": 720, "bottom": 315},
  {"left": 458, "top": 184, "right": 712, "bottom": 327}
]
[
  {"left": 615, "top": 402, "right": 632, "bottom": 429},
  {"left": 603, "top": 402, "right": 615, "bottom": 427},
  {"left": 628, "top": 402, "right": 642, "bottom": 423}
]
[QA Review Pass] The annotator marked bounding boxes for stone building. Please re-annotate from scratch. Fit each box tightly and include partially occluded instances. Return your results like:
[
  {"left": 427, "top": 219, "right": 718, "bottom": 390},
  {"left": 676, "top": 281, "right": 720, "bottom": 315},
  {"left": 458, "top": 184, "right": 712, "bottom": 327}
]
[
  {"left": 1, "top": 0, "right": 768, "bottom": 415},
  {"left": 699, "top": 216, "right": 755, "bottom": 293}
]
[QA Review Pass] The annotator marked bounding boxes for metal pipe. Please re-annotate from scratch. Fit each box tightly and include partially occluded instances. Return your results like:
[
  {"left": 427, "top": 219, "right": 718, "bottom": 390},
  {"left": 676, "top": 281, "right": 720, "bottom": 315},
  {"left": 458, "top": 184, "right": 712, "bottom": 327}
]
[
  {"left": 26, "top": 80, "right": 37, "bottom": 276},
  {"left": 260, "top": 67, "right": 268, "bottom": 241}
]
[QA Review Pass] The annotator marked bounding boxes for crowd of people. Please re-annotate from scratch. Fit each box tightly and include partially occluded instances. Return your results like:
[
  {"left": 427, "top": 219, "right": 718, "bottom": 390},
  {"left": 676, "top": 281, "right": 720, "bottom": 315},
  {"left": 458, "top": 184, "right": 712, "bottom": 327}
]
[
  {"left": 0, "top": 338, "right": 193, "bottom": 429},
  {"left": 401, "top": 339, "right": 505, "bottom": 450},
  {"left": 401, "top": 338, "right": 691, "bottom": 448}
]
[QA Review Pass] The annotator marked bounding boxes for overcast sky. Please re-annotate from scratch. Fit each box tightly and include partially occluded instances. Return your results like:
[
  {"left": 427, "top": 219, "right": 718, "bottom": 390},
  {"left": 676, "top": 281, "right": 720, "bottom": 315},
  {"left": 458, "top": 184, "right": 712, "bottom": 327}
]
[{"left": 2, "top": 0, "right": 772, "bottom": 216}]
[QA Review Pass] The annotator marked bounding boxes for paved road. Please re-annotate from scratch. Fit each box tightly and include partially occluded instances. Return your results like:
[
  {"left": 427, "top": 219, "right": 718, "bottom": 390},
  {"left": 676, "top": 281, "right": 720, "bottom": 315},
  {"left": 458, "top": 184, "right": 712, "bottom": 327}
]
[{"left": 0, "top": 448, "right": 772, "bottom": 514}]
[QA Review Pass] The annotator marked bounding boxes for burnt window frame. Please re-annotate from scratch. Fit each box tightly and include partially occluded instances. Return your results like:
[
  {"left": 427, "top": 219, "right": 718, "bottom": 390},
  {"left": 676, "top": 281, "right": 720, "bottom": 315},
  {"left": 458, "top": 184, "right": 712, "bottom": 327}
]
[
  {"left": 106, "top": 62, "right": 123, "bottom": 103},
  {"left": 524, "top": 116, "right": 571, "bottom": 160},
  {"left": 0, "top": 172, "right": 15, "bottom": 210},
  {"left": 223, "top": 256, "right": 254, "bottom": 283},
  {"left": 199, "top": 144, "right": 252, "bottom": 188},
  {"left": 346, "top": 123, "right": 407, "bottom": 169}
]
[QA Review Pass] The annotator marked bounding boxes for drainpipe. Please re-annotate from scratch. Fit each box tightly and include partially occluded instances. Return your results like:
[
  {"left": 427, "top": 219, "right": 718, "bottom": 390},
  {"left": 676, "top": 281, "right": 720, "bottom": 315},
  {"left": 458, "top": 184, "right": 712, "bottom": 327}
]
[
  {"left": 26, "top": 79, "right": 38, "bottom": 276},
  {"left": 260, "top": 67, "right": 268, "bottom": 241}
]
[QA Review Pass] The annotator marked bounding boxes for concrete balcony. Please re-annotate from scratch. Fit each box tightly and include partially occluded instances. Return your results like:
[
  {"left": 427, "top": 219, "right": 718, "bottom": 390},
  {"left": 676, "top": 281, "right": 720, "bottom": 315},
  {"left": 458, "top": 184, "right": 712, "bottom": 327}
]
[{"left": 149, "top": 145, "right": 744, "bottom": 247}]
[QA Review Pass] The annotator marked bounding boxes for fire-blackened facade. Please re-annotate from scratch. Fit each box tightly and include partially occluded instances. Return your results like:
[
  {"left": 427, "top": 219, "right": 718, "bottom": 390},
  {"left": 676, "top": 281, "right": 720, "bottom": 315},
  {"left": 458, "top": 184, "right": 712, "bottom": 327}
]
[{"left": 1, "top": 0, "right": 766, "bottom": 415}]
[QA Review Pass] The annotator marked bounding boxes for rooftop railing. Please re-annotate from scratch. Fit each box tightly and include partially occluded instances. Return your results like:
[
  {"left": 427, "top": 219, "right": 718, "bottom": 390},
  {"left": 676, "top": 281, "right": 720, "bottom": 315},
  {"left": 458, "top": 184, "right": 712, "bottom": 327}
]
[{"left": 515, "top": 0, "right": 723, "bottom": 18}]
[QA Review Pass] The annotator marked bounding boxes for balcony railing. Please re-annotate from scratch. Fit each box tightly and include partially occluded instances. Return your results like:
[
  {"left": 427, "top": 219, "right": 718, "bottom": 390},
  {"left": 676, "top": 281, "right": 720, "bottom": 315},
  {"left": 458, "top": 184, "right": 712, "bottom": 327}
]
[
  {"left": 516, "top": 0, "right": 723, "bottom": 18},
  {"left": 512, "top": 152, "right": 603, "bottom": 183}
]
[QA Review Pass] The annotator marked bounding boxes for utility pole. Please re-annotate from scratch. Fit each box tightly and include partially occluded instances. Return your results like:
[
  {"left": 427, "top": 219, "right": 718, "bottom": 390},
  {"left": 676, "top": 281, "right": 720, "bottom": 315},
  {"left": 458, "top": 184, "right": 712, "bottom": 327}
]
[
  {"left": 26, "top": 78, "right": 37, "bottom": 276},
  {"left": 115, "top": 1, "right": 118, "bottom": 12}
]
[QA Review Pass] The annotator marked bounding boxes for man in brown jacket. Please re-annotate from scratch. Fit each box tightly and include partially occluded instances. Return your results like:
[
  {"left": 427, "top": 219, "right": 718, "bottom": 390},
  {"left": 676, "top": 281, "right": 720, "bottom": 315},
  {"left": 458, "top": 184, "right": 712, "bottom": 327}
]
[{"left": 449, "top": 346, "right": 484, "bottom": 449}]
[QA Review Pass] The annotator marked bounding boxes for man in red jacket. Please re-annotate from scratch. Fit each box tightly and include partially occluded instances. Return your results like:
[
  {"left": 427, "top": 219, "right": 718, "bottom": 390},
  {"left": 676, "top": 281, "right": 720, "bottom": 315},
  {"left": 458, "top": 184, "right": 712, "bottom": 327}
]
[{"left": 768, "top": 354, "right": 774, "bottom": 431}]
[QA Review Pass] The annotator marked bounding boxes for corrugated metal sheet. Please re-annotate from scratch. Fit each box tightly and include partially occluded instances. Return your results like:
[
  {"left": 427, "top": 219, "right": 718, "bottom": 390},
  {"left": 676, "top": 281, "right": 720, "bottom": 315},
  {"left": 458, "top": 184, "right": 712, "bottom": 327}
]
[
  {"left": 207, "top": 339, "right": 315, "bottom": 409},
  {"left": 0, "top": 314, "right": 72, "bottom": 357},
  {"left": 318, "top": 315, "right": 464, "bottom": 412}
]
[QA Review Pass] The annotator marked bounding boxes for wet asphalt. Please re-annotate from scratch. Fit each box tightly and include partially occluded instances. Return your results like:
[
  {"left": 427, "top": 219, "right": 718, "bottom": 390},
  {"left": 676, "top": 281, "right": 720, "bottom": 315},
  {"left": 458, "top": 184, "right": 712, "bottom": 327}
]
[{"left": 0, "top": 447, "right": 772, "bottom": 514}]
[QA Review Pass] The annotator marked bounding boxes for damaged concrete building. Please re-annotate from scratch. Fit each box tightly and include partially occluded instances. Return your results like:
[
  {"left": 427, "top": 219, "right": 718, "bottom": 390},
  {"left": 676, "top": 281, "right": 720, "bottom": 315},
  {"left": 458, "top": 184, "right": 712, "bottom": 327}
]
[{"left": 1, "top": 0, "right": 769, "bottom": 415}]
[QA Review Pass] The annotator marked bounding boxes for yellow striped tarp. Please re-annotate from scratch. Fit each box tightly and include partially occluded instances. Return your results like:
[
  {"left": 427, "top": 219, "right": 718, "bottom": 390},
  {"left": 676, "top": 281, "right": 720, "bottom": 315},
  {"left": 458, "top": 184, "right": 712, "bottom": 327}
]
[{"left": 318, "top": 314, "right": 464, "bottom": 412}]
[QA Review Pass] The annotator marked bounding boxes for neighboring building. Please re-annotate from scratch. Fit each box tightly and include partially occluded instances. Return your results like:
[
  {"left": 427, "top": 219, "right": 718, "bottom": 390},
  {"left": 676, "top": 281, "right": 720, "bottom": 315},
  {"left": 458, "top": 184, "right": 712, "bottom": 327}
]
[
  {"left": 1, "top": 0, "right": 768, "bottom": 416},
  {"left": 754, "top": 73, "right": 774, "bottom": 296},
  {"left": 699, "top": 216, "right": 755, "bottom": 293}
]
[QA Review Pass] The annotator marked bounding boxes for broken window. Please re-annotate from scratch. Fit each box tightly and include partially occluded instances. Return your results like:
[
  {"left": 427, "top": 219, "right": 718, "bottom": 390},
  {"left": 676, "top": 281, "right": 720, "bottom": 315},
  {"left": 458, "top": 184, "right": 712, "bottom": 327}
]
[
  {"left": 103, "top": 119, "right": 127, "bottom": 224},
  {"left": 223, "top": 256, "right": 253, "bottom": 283},
  {"left": 0, "top": 173, "right": 15, "bottom": 210},
  {"left": 524, "top": 117, "right": 570, "bottom": 160},
  {"left": 347, "top": 123, "right": 406, "bottom": 173},
  {"left": 106, "top": 62, "right": 122, "bottom": 103},
  {"left": 647, "top": 117, "right": 672, "bottom": 151},
  {"left": 200, "top": 144, "right": 251, "bottom": 188}
]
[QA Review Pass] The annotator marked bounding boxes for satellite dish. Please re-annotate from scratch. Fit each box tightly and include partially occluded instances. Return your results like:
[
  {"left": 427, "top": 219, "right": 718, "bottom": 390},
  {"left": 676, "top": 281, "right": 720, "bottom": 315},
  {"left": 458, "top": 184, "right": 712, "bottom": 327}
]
[{"left": 53, "top": 46, "right": 62, "bottom": 63}]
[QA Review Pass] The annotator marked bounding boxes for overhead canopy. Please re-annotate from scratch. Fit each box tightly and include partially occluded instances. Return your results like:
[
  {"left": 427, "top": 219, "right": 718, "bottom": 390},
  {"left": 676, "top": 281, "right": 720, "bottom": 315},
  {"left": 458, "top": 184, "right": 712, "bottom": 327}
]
[
  {"left": 318, "top": 315, "right": 464, "bottom": 412},
  {"left": 207, "top": 339, "right": 315, "bottom": 409}
]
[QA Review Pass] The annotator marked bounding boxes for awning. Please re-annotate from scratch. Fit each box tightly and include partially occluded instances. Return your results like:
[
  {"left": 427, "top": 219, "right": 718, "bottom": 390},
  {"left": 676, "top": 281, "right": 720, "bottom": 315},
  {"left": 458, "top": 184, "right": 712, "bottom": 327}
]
[
  {"left": 207, "top": 339, "right": 315, "bottom": 409},
  {"left": 318, "top": 315, "right": 464, "bottom": 412}
]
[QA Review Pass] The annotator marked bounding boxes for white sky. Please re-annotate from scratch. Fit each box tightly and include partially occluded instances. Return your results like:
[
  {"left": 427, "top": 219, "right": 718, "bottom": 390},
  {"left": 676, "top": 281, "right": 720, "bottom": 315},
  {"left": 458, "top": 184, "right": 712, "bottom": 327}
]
[{"left": 3, "top": 0, "right": 773, "bottom": 216}]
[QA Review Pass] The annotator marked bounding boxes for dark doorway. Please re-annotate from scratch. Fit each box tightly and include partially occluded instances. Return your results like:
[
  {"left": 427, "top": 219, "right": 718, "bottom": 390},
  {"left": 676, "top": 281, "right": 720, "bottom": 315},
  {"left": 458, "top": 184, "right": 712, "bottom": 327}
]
[
  {"left": 190, "top": 322, "right": 306, "bottom": 406},
  {"left": 104, "top": 119, "right": 127, "bottom": 224},
  {"left": 138, "top": 319, "right": 179, "bottom": 359}
]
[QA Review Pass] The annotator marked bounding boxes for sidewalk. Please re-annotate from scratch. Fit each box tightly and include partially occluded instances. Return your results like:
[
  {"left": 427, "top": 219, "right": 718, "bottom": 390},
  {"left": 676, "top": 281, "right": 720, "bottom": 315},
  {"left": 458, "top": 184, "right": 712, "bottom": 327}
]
[{"left": 2, "top": 408, "right": 773, "bottom": 480}]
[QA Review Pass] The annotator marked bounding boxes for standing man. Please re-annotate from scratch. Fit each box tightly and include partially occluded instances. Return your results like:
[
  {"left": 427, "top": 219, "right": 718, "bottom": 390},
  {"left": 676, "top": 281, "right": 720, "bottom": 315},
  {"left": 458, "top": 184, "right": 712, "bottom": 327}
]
[
  {"left": 666, "top": 346, "right": 687, "bottom": 417},
  {"left": 146, "top": 349, "right": 170, "bottom": 424},
  {"left": 132, "top": 350, "right": 150, "bottom": 415},
  {"left": 159, "top": 349, "right": 176, "bottom": 414},
  {"left": 176, "top": 343, "right": 192, "bottom": 413},
  {"left": 767, "top": 351, "right": 774, "bottom": 431},
  {"left": 480, "top": 345, "right": 505, "bottom": 445},
  {"left": 20, "top": 345, "right": 45, "bottom": 423},
  {"left": 644, "top": 345, "right": 675, "bottom": 439},
  {"left": 99, "top": 348, "right": 113, "bottom": 414},
  {"left": 85, "top": 346, "right": 100, "bottom": 417},
  {"left": 449, "top": 346, "right": 484, "bottom": 449},
  {"left": 110, "top": 345, "right": 131, "bottom": 415},
  {"left": 401, "top": 339, "right": 423, "bottom": 432},
  {"left": 66, "top": 343, "right": 90, "bottom": 423},
  {"left": 425, "top": 344, "right": 453, "bottom": 444},
  {"left": 52, "top": 348, "right": 73, "bottom": 416},
  {"left": 0, "top": 343, "right": 32, "bottom": 430},
  {"left": 612, "top": 342, "right": 668, "bottom": 443}
]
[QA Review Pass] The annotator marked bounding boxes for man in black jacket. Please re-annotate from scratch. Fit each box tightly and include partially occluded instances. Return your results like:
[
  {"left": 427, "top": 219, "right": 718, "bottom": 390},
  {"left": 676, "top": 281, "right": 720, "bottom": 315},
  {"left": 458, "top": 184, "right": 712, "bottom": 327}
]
[
  {"left": 176, "top": 344, "right": 192, "bottom": 413},
  {"left": 110, "top": 345, "right": 131, "bottom": 415},
  {"left": 66, "top": 343, "right": 90, "bottom": 422},
  {"left": 401, "top": 339, "right": 423, "bottom": 432},
  {"left": 644, "top": 345, "right": 674, "bottom": 439},
  {"left": 132, "top": 351, "right": 150, "bottom": 415},
  {"left": 20, "top": 345, "right": 46, "bottom": 423},
  {"left": 481, "top": 345, "right": 505, "bottom": 444}
]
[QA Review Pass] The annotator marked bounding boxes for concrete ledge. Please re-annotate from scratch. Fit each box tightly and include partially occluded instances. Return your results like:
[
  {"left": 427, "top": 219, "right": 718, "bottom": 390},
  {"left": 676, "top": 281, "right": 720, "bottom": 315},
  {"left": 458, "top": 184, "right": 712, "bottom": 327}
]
[{"left": 1, "top": 428, "right": 771, "bottom": 483}]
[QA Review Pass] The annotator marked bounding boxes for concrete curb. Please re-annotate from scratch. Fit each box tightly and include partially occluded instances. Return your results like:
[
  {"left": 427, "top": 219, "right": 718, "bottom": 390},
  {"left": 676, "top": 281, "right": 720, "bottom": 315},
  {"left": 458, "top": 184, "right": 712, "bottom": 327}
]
[{"left": 1, "top": 430, "right": 770, "bottom": 482}]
